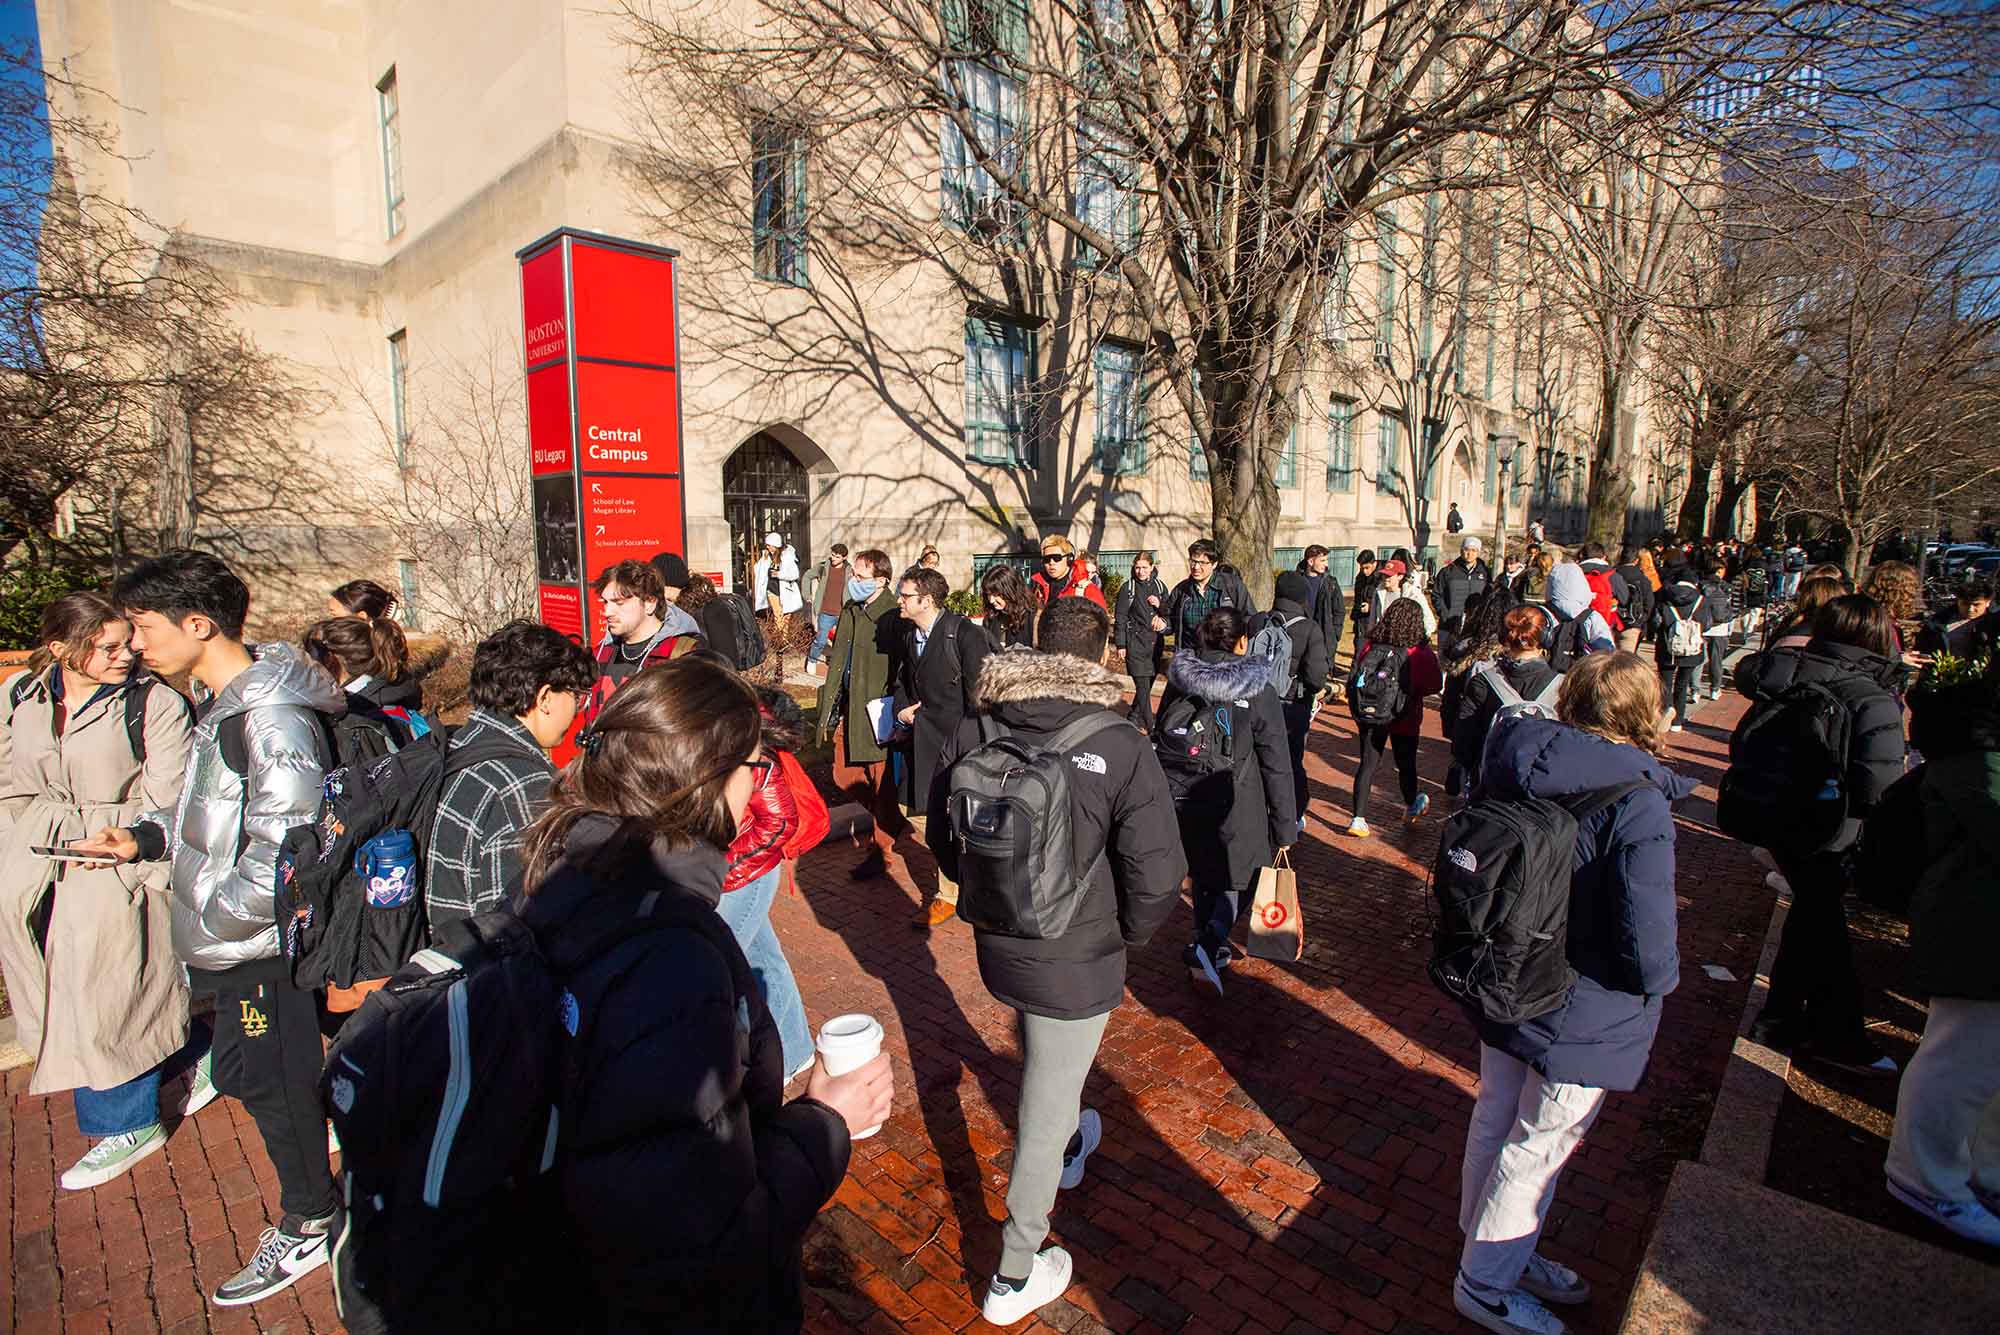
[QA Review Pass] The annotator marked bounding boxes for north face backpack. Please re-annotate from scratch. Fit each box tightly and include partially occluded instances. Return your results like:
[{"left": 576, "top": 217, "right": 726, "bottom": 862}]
[
  {"left": 1717, "top": 680, "right": 1855, "bottom": 855},
  {"left": 1582, "top": 568, "right": 1625, "bottom": 633},
  {"left": 1543, "top": 612, "right": 1597, "bottom": 673},
  {"left": 1348, "top": 644, "right": 1410, "bottom": 726},
  {"left": 1429, "top": 777, "right": 1652, "bottom": 1024},
  {"left": 323, "top": 881, "right": 753, "bottom": 1332},
  {"left": 948, "top": 710, "right": 1125, "bottom": 939},
  {"left": 717, "top": 592, "right": 767, "bottom": 670},
  {"left": 1153, "top": 691, "right": 1237, "bottom": 804},
  {"left": 1248, "top": 613, "right": 1303, "bottom": 702},
  {"left": 274, "top": 729, "right": 519, "bottom": 1004}
]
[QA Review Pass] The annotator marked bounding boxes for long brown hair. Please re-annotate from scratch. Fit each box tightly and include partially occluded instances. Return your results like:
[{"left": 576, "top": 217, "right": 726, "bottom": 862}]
[
  {"left": 1813, "top": 594, "right": 1898, "bottom": 660},
  {"left": 520, "top": 658, "right": 763, "bottom": 891},
  {"left": 1558, "top": 651, "right": 1665, "bottom": 755},
  {"left": 30, "top": 592, "right": 125, "bottom": 675},
  {"left": 1861, "top": 561, "right": 1920, "bottom": 622},
  {"left": 302, "top": 615, "right": 410, "bottom": 684},
  {"left": 981, "top": 562, "right": 1037, "bottom": 640},
  {"left": 329, "top": 578, "right": 398, "bottom": 621}
]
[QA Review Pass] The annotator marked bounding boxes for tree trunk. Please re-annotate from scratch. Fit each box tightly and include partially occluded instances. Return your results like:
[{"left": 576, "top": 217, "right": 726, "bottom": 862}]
[
  {"left": 1585, "top": 412, "right": 1634, "bottom": 550},
  {"left": 1677, "top": 428, "right": 1717, "bottom": 539},
  {"left": 1214, "top": 462, "right": 1281, "bottom": 608},
  {"left": 1711, "top": 472, "right": 1753, "bottom": 539}
]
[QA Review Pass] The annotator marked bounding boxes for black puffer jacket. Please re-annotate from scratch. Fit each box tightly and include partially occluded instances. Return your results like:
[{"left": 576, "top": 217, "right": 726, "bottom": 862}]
[
  {"left": 1452, "top": 654, "right": 1563, "bottom": 781},
  {"left": 517, "top": 815, "right": 850, "bottom": 1334},
  {"left": 1113, "top": 574, "right": 1170, "bottom": 672},
  {"left": 1737, "top": 640, "right": 1907, "bottom": 824},
  {"left": 1614, "top": 562, "right": 1654, "bottom": 631},
  {"left": 351, "top": 672, "right": 423, "bottom": 711},
  {"left": 1154, "top": 649, "right": 1296, "bottom": 893},
  {"left": 1292, "top": 559, "right": 1347, "bottom": 655},
  {"left": 930, "top": 651, "right": 1186, "bottom": 1020}
]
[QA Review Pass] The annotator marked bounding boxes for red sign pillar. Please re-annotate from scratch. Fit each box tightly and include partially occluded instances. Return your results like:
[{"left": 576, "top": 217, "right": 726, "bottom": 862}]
[{"left": 519, "top": 228, "right": 687, "bottom": 759}]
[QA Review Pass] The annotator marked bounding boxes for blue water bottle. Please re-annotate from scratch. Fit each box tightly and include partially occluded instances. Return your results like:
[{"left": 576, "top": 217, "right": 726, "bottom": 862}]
[{"left": 355, "top": 829, "right": 418, "bottom": 908}]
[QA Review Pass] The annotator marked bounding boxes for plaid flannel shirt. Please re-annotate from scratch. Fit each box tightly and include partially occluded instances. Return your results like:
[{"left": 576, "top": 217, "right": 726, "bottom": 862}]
[{"left": 425, "top": 708, "right": 554, "bottom": 930}]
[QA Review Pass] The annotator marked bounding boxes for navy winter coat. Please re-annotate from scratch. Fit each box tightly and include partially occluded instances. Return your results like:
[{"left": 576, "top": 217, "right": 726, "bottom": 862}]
[{"left": 1472, "top": 716, "right": 1696, "bottom": 1091}]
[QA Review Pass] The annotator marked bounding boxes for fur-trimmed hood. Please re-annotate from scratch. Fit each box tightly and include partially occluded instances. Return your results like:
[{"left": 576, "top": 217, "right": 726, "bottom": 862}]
[
  {"left": 975, "top": 649, "right": 1127, "bottom": 708},
  {"left": 1166, "top": 649, "right": 1271, "bottom": 703}
]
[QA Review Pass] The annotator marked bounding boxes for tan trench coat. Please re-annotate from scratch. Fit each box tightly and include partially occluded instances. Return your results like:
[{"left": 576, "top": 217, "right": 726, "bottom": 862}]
[{"left": 0, "top": 667, "right": 192, "bottom": 1094}]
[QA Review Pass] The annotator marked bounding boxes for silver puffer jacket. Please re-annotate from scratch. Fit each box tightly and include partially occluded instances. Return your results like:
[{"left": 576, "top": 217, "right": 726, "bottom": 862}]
[{"left": 139, "top": 644, "right": 345, "bottom": 972}]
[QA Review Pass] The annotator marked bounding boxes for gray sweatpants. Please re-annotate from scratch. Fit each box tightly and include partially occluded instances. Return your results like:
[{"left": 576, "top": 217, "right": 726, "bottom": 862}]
[{"left": 998, "top": 1010, "right": 1112, "bottom": 1277}]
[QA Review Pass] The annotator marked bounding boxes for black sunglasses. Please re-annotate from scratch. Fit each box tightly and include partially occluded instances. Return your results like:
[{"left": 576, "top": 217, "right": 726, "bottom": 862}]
[{"left": 1043, "top": 553, "right": 1069, "bottom": 563}]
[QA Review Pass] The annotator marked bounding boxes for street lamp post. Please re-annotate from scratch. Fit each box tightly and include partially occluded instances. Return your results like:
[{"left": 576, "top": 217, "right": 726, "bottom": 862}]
[{"left": 1492, "top": 424, "right": 1519, "bottom": 568}]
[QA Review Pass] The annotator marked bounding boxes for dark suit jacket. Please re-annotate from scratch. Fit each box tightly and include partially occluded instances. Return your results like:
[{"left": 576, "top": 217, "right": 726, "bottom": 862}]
[{"left": 891, "top": 610, "right": 990, "bottom": 811}]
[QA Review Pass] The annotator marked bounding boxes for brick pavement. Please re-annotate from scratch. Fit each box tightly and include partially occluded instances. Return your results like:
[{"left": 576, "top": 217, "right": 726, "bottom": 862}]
[{"left": 4, "top": 686, "right": 1775, "bottom": 1335}]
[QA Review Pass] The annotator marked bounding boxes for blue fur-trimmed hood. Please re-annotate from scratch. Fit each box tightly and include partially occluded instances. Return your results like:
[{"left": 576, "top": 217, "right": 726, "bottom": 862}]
[{"left": 1167, "top": 649, "right": 1271, "bottom": 703}]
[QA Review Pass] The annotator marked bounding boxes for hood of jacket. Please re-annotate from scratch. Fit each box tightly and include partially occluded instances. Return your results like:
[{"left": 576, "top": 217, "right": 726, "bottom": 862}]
[
  {"left": 1484, "top": 714, "right": 1696, "bottom": 805},
  {"left": 975, "top": 649, "right": 1126, "bottom": 710},
  {"left": 205, "top": 642, "right": 347, "bottom": 723},
  {"left": 1658, "top": 580, "right": 1702, "bottom": 611},
  {"left": 1270, "top": 596, "right": 1310, "bottom": 623},
  {"left": 1167, "top": 648, "right": 1270, "bottom": 703},
  {"left": 1548, "top": 563, "right": 1596, "bottom": 620}
]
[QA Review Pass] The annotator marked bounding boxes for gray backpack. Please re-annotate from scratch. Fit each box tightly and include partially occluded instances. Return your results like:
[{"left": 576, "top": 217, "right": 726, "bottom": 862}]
[
  {"left": 946, "top": 709, "right": 1125, "bottom": 939},
  {"left": 1249, "top": 613, "right": 1304, "bottom": 701},
  {"left": 1478, "top": 664, "right": 1563, "bottom": 755}
]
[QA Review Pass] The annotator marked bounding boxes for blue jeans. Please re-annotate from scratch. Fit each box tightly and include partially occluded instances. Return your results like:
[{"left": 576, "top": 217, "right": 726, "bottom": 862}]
[
  {"left": 806, "top": 612, "right": 840, "bottom": 666},
  {"left": 73, "top": 1025, "right": 211, "bottom": 1137},
  {"left": 715, "top": 867, "right": 815, "bottom": 1076}
]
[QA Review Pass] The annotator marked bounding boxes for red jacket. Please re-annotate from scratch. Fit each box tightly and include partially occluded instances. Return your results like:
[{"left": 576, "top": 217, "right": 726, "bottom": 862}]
[
  {"left": 1030, "top": 567, "right": 1108, "bottom": 609},
  {"left": 723, "top": 754, "right": 799, "bottom": 893}
]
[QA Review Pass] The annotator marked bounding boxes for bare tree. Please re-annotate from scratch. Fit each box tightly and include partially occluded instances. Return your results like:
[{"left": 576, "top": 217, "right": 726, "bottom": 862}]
[
  {"left": 338, "top": 331, "right": 536, "bottom": 641},
  {"left": 1771, "top": 199, "right": 2000, "bottom": 579},
  {"left": 2, "top": 45, "right": 323, "bottom": 575},
  {"left": 615, "top": 0, "right": 1906, "bottom": 602}
]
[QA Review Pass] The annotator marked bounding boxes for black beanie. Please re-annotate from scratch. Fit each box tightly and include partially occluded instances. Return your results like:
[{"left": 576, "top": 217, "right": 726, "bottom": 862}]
[
  {"left": 1274, "top": 571, "right": 1311, "bottom": 606},
  {"left": 650, "top": 551, "right": 691, "bottom": 588}
]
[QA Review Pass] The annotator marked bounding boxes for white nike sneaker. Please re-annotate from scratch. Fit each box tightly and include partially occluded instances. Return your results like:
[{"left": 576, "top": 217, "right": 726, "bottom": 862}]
[
  {"left": 1454, "top": 1274, "right": 1567, "bottom": 1335},
  {"left": 1059, "top": 1108, "right": 1102, "bottom": 1190},
  {"left": 982, "top": 1246, "right": 1074, "bottom": 1326},
  {"left": 1518, "top": 1252, "right": 1591, "bottom": 1305}
]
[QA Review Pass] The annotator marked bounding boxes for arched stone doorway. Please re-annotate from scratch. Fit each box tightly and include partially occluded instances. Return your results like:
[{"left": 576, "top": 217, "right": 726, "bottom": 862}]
[{"left": 722, "top": 432, "right": 811, "bottom": 594}]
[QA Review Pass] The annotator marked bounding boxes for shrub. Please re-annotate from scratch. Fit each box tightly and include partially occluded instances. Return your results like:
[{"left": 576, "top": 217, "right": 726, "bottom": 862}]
[
  {"left": 945, "top": 588, "right": 983, "bottom": 618},
  {"left": 1100, "top": 571, "right": 1125, "bottom": 607},
  {"left": 0, "top": 562, "right": 101, "bottom": 650}
]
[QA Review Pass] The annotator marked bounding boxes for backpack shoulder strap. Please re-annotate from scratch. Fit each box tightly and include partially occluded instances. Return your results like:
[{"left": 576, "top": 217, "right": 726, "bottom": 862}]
[
  {"left": 975, "top": 713, "right": 1007, "bottom": 745},
  {"left": 1554, "top": 777, "right": 1656, "bottom": 825},
  {"left": 218, "top": 711, "right": 251, "bottom": 777},
  {"left": 1487, "top": 672, "right": 1524, "bottom": 708},
  {"left": 1041, "top": 709, "right": 1129, "bottom": 757},
  {"left": 1531, "top": 674, "right": 1564, "bottom": 708},
  {"left": 8, "top": 671, "right": 35, "bottom": 712}
]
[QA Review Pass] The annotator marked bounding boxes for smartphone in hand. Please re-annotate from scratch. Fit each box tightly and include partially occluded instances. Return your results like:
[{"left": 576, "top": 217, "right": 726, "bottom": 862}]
[{"left": 31, "top": 845, "right": 113, "bottom": 862}]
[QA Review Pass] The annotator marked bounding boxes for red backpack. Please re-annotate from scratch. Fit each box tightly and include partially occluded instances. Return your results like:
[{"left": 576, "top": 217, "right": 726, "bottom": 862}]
[{"left": 1582, "top": 568, "right": 1625, "bottom": 633}]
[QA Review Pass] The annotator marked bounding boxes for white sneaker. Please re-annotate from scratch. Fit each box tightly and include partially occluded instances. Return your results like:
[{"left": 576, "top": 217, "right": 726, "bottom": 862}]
[
  {"left": 1886, "top": 1179, "right": 2000, "bottom": 1247},
  {"left": 1709, "top": 689, "right": 1724, "bottom": 701},
  {"left": 61, "top": 1125, "right": 168, "bottom": 1190},
  {"left": 1454, "top": 1274, "right": 1567, "bottom": 1335},
  {"left": 1669, "top": 724, "right": 1685, "bottom": 733},
  {"left": 1346, "top": 817, "right": 1372, "bottom": 839},
  {"left": 1518, "top": 1252, "right": 1591, "bottom": 1305},
  {"left": 1059, "top": 1108, "right": 1102, "bottom": 1190},
  {"left": 982, "top": 1246, "right": 1074, "bottom": 1326}
]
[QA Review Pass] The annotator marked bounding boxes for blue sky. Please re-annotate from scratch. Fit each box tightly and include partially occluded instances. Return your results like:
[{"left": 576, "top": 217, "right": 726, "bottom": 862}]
[{"left": 1, "top": 0, "right": 45, "bottom": 293}]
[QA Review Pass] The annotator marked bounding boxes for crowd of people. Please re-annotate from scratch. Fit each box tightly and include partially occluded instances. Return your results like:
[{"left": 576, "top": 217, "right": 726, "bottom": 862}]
[{"left": 0, "top": 520, "right": 1992, "bottom": 1335}]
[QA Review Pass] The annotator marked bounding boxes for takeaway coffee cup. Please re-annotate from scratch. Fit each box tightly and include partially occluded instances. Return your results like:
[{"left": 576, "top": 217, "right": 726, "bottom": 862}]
[{"left": 816, "top": 1013, "right": 886, "bottom": 1139}]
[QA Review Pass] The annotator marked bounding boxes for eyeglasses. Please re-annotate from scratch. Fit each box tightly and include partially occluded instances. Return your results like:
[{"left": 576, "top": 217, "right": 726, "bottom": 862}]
[
  {"left": 1042, "top": 553, "right": 1069, "bottom": 564},
  {"left": 1190, "top": 557, "right": 1215, "bottom": 569},
  {"left": 896, "top": 589, "right": 924, "bottom": 602},
  {"left": 742, "top": 757, "right": 775, "bottom": 778}
]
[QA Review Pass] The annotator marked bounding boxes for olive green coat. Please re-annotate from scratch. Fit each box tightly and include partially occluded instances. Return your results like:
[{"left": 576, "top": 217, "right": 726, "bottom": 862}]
[{"left": 813, "top": 590, "right": 902, "bottom": 765}]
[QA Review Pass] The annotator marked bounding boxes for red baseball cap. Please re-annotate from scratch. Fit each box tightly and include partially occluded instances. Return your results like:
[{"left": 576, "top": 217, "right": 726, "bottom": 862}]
[{"left": 1379, "top": 559, "right": 1408, "bottom": 577}]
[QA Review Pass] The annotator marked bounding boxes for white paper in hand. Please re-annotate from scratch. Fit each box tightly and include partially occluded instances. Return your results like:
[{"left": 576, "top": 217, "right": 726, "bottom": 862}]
[{"left": 865, "top": 695, "right": 897, "bottom": 745}]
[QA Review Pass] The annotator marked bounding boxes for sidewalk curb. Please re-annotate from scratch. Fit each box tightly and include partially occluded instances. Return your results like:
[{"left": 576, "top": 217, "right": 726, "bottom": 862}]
[{"left": 1697, "top": 880, "right": 1793, "bottom": 1180}]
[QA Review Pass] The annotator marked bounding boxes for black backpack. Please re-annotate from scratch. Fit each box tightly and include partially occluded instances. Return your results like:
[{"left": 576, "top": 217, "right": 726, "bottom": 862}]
[
  {"left": 1429, "top": 778, "right": 1651, "bottom": 1024},
  {"left": 1544, "top": 613, "right": 1593, "bottom": 673},
  {"left": 7, "top": 670, "right": 189, "bottom": 765},
  {"left": 273, "top": 729, "right": 517, "bottom": 995},
  {"left": 324, "top": 871, "right": 756, "bottom": 1332},
  {"left": 1716, "top": 681, "right": 1854, "bottom": 855},
  {"left": 1153, "top": 691, "right": 1236, "bottom": 804},
  {"left": 1348, "top": 644, "right": 1410, "bottom": 726},
  {"left": 946, "top": 710, "right": 1125, "bottom": 939},
  {"left": 717, "top": 592, "right": 767, "bottom": 669}
]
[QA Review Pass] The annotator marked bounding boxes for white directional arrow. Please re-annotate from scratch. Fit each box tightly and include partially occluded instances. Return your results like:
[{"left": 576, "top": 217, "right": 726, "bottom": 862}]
[
  {"left": 594, "top": 525, "right": 606, "bottom": 536},
  {"left": 590, "top": 483, "right": 603, "bottom": 494}
]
